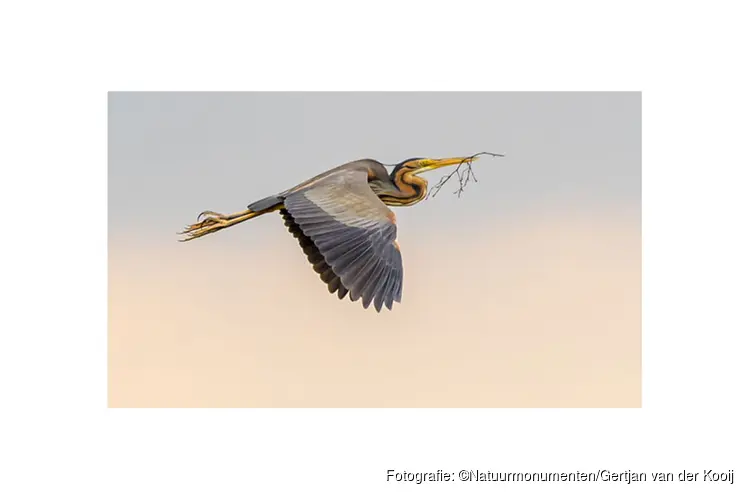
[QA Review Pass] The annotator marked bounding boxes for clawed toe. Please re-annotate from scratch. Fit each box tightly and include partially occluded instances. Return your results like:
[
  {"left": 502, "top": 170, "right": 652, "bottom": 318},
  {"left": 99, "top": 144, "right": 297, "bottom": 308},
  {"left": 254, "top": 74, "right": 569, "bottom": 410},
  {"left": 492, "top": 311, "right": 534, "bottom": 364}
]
[
  {"left": 178, "top": 214, "right": 230, "bottom": 241},
  {"left": 198, "top": 210, "right": 224, "bottom": 221},
  {"left": 179, "top": 208, "right": 256, "bottom": 242}
]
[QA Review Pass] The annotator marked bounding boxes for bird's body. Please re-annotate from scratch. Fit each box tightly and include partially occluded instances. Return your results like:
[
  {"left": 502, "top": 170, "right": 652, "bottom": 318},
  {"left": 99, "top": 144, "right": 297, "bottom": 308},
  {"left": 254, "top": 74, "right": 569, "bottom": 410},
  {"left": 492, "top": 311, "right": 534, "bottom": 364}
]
[{"left": 180, "top": 156, "right": 491, "bottom": 311}]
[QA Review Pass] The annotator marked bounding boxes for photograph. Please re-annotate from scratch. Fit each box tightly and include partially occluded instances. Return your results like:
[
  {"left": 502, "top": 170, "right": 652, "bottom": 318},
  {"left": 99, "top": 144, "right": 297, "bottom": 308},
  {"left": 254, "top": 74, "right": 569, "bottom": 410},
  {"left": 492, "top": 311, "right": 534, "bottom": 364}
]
[{"left": 108, "top": 91, "right": 641, "bottom": 408}]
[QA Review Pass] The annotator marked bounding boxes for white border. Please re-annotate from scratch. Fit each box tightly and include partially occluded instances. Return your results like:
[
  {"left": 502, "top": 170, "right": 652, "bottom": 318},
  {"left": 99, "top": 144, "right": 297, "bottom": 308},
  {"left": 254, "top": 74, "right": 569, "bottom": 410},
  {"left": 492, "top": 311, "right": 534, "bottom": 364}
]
[{"left": 2, "top": 1, "right": 748, "bottom": 498}]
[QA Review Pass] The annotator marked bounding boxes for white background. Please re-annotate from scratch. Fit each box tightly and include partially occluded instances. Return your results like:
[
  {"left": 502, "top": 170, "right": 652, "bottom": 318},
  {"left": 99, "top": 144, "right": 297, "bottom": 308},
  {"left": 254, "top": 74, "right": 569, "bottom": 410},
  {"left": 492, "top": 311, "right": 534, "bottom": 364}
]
[{"left": 1, "top": 1, "right": 748, "bottom": 499}]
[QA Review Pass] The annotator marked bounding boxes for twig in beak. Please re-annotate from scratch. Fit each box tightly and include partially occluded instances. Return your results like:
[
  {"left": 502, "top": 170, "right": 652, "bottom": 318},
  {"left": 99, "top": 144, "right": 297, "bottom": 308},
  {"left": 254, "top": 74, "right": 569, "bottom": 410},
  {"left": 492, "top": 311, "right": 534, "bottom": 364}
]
[{"left": 427, "top": 151, "right": 504, "bottom": 199}]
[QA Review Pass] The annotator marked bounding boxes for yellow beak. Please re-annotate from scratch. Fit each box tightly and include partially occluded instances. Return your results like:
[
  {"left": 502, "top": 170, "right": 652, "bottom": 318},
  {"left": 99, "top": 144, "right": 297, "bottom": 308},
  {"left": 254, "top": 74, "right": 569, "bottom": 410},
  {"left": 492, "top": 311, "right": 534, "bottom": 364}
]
[{"left": 408, "top": 156, "right": 476, "bottom": 174}]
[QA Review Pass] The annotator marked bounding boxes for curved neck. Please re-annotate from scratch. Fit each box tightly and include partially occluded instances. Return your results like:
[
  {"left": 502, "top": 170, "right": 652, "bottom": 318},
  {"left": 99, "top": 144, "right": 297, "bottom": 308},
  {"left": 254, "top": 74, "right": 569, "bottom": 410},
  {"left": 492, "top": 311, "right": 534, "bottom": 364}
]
[{"left": 378, "top": 169, "right": 428, "bottom": 206}]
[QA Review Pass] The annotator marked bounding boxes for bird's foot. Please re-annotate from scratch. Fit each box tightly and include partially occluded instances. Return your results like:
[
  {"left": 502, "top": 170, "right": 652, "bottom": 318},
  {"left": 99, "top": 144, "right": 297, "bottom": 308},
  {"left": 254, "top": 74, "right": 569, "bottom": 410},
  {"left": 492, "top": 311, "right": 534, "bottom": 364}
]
[{"left": 178, "top": 211, "right": 232, "bottom": 241}]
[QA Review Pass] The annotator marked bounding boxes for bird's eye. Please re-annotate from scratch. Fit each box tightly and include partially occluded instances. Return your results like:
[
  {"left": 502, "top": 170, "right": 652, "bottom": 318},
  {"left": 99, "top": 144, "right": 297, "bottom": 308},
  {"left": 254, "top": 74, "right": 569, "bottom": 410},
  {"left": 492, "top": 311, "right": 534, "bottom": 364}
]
[{"left": 403, "top": 158, "right": 425, "bottom": 168}]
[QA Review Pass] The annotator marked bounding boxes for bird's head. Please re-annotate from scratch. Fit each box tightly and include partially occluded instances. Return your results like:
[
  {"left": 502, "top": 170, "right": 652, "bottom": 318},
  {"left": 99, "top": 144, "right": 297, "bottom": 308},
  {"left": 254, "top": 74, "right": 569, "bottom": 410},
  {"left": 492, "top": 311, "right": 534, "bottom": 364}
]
[
  {"left": 376, "top": 156, "right": 482, "bottom": 206},
  {"left": 390, "top": 156, "right": 472, "bottom": 181}
]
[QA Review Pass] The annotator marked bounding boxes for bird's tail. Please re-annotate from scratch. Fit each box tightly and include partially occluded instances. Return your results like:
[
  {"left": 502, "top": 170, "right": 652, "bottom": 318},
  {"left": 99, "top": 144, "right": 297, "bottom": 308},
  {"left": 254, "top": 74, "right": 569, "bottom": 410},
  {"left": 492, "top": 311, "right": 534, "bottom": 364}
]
[{"left": 178, "top": 201, "right": 282, "bottom": 242}]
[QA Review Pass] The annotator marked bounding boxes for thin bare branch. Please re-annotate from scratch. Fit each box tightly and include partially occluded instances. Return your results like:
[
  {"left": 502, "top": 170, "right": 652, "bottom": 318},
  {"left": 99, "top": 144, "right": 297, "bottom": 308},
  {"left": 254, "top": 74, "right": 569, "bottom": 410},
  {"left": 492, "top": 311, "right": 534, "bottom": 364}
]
[{"left": 427, "top": 151, "right": 505, "bottom": 199}]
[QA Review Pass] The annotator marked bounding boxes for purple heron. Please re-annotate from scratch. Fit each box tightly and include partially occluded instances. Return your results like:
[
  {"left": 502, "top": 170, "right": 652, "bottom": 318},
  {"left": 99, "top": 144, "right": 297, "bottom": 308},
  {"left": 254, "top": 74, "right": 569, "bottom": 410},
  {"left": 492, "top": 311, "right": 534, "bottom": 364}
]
[{"left": 179, "top": 155, "right": 496, "bottom": 312}]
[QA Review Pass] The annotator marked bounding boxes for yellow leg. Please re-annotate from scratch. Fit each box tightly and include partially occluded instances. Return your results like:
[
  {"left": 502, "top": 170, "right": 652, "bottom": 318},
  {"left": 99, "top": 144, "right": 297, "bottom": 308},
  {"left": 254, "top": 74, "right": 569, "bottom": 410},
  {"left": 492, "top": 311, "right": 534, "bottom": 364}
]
[{"left": 178, "top": 209, "right": 260, "bottom": 242}]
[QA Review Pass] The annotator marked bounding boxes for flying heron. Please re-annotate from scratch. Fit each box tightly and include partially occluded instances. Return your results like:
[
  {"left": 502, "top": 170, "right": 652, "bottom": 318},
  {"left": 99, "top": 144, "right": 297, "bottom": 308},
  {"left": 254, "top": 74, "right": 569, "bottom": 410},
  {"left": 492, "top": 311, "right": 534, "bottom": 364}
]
[{"left": 179, "top": 155, "right": 498, "bottom": 312}]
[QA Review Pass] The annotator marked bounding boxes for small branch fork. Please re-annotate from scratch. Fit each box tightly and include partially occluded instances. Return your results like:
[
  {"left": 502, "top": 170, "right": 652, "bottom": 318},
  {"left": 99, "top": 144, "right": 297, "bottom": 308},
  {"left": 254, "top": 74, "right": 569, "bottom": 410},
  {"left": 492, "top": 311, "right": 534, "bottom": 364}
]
[{"left": 427, "top": 151, "right": 505, "bottom": 199}]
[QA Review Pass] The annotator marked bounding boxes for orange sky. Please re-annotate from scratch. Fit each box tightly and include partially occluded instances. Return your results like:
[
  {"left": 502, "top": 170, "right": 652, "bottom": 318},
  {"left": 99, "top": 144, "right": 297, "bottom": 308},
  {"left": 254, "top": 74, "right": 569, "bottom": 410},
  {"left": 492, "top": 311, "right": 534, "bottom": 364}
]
[{"left": 109, "top": 211, "right": 640, "bottom": 407}]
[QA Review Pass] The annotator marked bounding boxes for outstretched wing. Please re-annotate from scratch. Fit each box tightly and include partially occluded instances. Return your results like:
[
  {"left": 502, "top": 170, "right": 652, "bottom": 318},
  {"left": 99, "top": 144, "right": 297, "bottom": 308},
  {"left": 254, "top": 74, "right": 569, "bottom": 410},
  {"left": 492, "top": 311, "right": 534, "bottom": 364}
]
[{"left": 282, "top": 168, "right": 403, "bottom": 311}]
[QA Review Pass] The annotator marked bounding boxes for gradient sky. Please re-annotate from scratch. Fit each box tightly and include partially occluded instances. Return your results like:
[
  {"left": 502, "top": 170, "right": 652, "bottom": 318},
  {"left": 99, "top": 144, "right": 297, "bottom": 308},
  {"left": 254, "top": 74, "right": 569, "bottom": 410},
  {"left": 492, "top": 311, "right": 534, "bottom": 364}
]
[
  {"left": 108, "top": 92, "right": 641, "bottom": 407},
  {"left": 108, "top": 92, "right": 640, "bottom": 239}
]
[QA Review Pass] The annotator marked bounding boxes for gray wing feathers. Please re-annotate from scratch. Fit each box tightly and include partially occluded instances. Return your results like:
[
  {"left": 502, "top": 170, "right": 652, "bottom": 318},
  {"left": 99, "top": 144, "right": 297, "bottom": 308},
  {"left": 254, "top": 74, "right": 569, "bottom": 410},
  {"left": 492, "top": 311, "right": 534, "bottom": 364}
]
[
  {"left": 280, "top": 209, "right": 350, "bottom": 300},
  {"left": 282, "top": 171, "right": 403, "bottom": 311}
]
